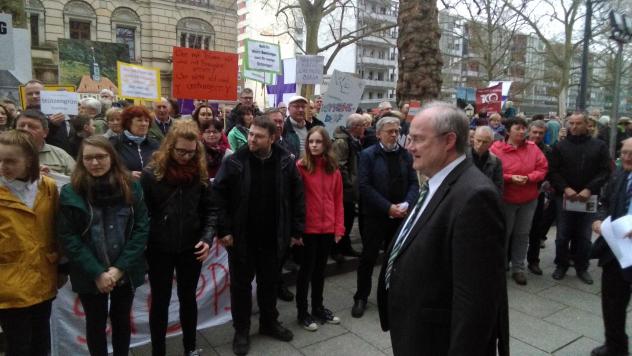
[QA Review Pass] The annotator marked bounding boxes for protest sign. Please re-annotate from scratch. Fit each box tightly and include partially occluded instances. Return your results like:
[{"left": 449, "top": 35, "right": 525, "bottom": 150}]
[
  {"left": 244, "top": 39, "right": 282, "bottom": 74},
  {"left": 51, "top": 240, "right": 234, "bottom": 356},
  {"left": 475, "top": 83, "right": 502, "bottom": 114},
  {"left": 318, "top": 70, "right": 365, "bottom": 136},
  {"left": 117, "top": 62, "right": 161, "bottom": 100},
  {"left": 19, "top": 85, "right": 76, "bottom": 109},
  {"left": 172, "top": 47, "right": 238, "bottom": 101},
  {"left": 0, "top": 13, "right": 14, "bottom": 70},
  {"left": 243, "top": 69, "right": 274, "bottom": 85},
  {"left": 40, "top": 91, "right": 79, "bottom": 116},
  {"left": 407, "top": 100, "right": 421, "bottom": 121},
  {"left": 267, "top": 58, "right": 297, "bottom": 108},
  {"left": 295, "top": 55, "right": 324, "bottom": 85}
]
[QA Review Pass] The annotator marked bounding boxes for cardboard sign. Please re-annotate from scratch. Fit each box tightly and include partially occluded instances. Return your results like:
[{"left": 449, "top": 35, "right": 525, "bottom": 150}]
[
  {"left": 318, "top": 70, "right": 365, "bottom": 136},
  {"left": 475, "top": 83, "right": 502, "bottom": 114},
  {"left": 172, "top": 47, "right": 238, "bottom": 101},
  {"left": 0, "top": 14, "right": 14, "bottom": 70},
  {"left": 117, "top": 62, "right": 161, "bottom": 100},
  {"left": 40, "top": 91, "right": 79, "bottom": 116},
  {"left": 19, "top": 85, "right": 76, "bottom": 110},
  {"left": 295, "top": 55, "right": 324, "bottom": 85},
  {"left": 244, "top": 39, "right": 282, "bottom": 74}
]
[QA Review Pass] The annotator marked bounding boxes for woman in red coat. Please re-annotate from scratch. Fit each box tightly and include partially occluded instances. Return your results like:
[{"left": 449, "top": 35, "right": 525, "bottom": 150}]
[{"left": 294, "top": 126, "right": 345, "bottom": 331}]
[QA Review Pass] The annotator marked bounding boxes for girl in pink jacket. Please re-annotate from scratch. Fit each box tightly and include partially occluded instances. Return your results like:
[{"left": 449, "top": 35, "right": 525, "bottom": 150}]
[{"left": 294, "top": 126, "right": 345, "bottom": 331}]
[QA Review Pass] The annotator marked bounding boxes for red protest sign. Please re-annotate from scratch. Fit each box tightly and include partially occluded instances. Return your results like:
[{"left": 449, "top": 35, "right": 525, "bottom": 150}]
[
  {"left": 172, "top": 47, "right": 238, "bottom": 101},
  {"left": 475, "top": 83, "right": 502, "bottom": 114}
]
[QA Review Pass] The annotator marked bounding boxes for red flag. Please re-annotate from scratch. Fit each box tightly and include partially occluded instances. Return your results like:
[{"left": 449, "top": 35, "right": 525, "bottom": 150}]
[{"left": 475, "top": 83, "right": 502, "bottom": 114}]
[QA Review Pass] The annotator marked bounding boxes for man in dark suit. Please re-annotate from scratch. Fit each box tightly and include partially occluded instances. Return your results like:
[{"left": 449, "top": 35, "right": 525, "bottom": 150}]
[
  {"left": 377, "top": 102, "right": 509, "bottom": 356},
  {"left": 590, "top": 138, "right": 632, "bottom": 356}
]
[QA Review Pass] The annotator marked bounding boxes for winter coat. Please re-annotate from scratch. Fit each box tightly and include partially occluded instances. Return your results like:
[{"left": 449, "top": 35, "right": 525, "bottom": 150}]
[
  {"left": 466, "top": 147, "right": 504, "bottom": 193},
  {"left": 490, "top": 140, "right": 548, "bottom": 204},
  {"left": 225, "top": 104, "right": 263, "bottom": 134},
  {"left": 0, "top": 176, "right": 59, "bottom": 309},
  {"left": 57, "top": 181, "right": 149, "bottom": 294},
  {"left": 282, "top": 117, "right": 302, "bottom": 158},
  {"left": 227, "top": 125, "right": 248, "bottom": 152},
  {"left": 332, "top": 126, "right": 362, "bottom": 203},
  {"left": 297, "top": 157, "right": 345, "bottom": 236},
  {"left": 110, "top": 134, "right": 159, "bottom": 172}
]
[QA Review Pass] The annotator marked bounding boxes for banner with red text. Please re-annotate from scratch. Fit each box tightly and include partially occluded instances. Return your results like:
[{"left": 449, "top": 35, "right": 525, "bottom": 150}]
[
  {"left": 50, "top": 241, "right": 233, "bottom": 356},
  {"left": 475, "top": 83, "right": 502, "bottom": 114}
]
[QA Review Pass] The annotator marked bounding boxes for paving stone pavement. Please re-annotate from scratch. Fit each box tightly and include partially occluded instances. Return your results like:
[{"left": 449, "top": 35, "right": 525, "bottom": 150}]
[{"left": 129, "top": 227, "right": 630, "bottom": 356}]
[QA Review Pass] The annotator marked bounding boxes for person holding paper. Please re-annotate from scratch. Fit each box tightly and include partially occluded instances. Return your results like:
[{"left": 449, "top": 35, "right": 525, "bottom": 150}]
[
  {"left": 590, "top": 137, "right": 632, "bottom": 356},
  {"left": 549, "top": 112, "right": 611, "bottom": 284}
]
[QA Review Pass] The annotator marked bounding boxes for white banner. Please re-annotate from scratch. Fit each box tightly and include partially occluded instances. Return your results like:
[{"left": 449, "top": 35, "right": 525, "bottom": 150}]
[
  {"left": 318, "top": 70, "right": 365, "bottom": 137},
  {"left": 244, "top": 40, "right": 282, "bottom": 74},
  {"left": 40, "top": 91, "right": 79, "bottom": 116},
  {"left": 51, "top": 241, "right": 233, "bottom": 356},
  {"left": 0, "top": 13, "right": 14, "bottom": 70},
  {"left": 295, "top": 55, "right": 324, "bottom": 85}
]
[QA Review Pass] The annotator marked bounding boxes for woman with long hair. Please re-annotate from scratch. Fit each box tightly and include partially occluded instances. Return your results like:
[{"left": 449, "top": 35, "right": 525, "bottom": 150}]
[
  {"left": 200, "top": 118, "right": 232, "bottom": 179},
  {"left": 57, "top": 135, "right": 149, "bottom": 356},
  {"left": 192, "top": 104, "right": 216, "bottom": 129},
  {"left": 0, "top": 130, "right": 59, "bottom": 356},
  {"left": 294, "top": 126, "right": 345, "bottom": 331},
  {"left": 140, "top": 119, "right": 217, "bottom": 356},
  {"left": 227, "top": 106, "right": 253, "bottom": 151}
]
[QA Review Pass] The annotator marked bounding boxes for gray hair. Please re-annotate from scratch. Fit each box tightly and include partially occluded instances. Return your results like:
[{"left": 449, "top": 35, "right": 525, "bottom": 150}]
[
  {"left": 346, "top": 113, "right": 365, "bottom": 128},
  {"left": 474, "top": 125, "right": 494, "bottom": 139},
  {"left": 419, "top": 101, "right": 469, "bottom": 154},
  {"left": 152, "top": 97, "right": 170, "bottom": 108},
  {"left": 80, "top": 97, "right": 102, "bottom": 115},
  {"left": 529, "top": 119, "right": 547, "bottom": 131},
  {"left": 376, "top": 116, "right": 400, "bottom": 133},
  {"left": 99, "top": 88, "right": 114, "bottom": 97}
]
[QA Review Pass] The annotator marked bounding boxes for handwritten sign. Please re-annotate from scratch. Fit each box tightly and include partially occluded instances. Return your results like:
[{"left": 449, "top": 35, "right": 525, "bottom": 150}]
[
  {"left": 117, "top": 62, "right": 161, "bottom": 100},
  {"left": 0, "top": 13, "right": 14, "bottom": 70},
  {"left": 244, "top": 39, "right": 282, "bottom": 74},
  {"left": 172, "top": 47, "right": 238, "bottom": 101},
  {"left": 318, "top": 70, "right": 365, "bottom": 136},
  {"left": 295, "top": 55, "right": 324, "bottom": 85},
  {"left": 40, "top": 91, "right": 79, "bottom": 116}
]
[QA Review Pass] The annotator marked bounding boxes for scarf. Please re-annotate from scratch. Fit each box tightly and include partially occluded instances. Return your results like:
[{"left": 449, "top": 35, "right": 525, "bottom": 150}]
[
  {"left": 164, "top": 159, "right": 199, "bottom": 185},
  {"left": 204, "top": 139, "right": 229, "bottom": 178},
  {"left": 123, "top": 130, "right": 146, "bottom": 145},
  {"left": 89, "top": 174, "right": 124, "bottom": 207}
]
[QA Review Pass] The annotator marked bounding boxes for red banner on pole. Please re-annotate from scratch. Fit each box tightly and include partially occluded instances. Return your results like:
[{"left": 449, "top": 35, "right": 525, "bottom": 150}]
[
  {"left": 172, "top": 47, "right": 238, "bottom": 101},
  {"left": 475, "top": 83, "right": 502, "bottom": 114}
]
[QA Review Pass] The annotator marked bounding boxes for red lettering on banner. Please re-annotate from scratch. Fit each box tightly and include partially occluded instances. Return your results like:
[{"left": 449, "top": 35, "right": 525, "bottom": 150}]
[{"left": 208, "top": 262, "right": 230, "bottom": 315}]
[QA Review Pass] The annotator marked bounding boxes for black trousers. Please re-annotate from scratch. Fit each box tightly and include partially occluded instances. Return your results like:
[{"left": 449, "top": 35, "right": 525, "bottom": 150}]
[
  {"left": 0, "top": 298, "right": 52, "bottom": 356},
  {"left": 527, "top": 192, "right": 557, "bottom": 264},
  {"left": 228, "top": 245, "right": 280, "bottom": 333},
  {"left": 601, "top": 260, "right": 631, "bottom": 353},
  {"left": 147, "top": 248, "right": 202, "bottom": 356},
  {"left": 296, "top": 234, "right": 334, "bottom": 315},
  {"left": 78, "top": 284, "right": 134, "bottom": 356},
  {"left": 354, "top": 217, "right": 402, "bottom": 302},
  {"left": 332, "top": 201, "right": 355, "bottom": 256}
]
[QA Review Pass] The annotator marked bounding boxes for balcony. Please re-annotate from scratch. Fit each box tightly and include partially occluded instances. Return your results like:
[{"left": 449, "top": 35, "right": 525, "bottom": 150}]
[
  {"left": 359, "top": 35, "right": 396, "bottom": 47},
  {"left": 362, "top": 12, "right": 397, "bottom": 24},
  {"left": 357, "top": 55, "right": 397, "bottom": 67},
  {"left": 363, "top": 79, "right": 397, "bottom": 89}
]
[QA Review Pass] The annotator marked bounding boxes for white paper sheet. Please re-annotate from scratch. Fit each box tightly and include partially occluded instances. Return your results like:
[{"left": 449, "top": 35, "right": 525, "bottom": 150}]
[
  {"left": 601, "top": 215, "right": 632, "bottom": 268},
  {"left": 563, "top": 195, "right": 598, "bottom": 213}
]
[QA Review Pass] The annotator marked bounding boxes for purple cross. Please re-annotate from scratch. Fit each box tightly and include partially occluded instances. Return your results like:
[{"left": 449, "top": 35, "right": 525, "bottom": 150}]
[{"left": 267, "top": 72, "right": 296, "bottom": 107}]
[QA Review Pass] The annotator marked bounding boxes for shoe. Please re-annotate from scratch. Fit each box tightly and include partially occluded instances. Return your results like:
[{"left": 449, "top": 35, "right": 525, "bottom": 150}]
[
  {"left": 283, "top": 260, "right": 299, "bottom": 273},
  {"left": 342, "top": 248, "right": 361, "bottom": 257},
  {"left": 185, "top": 349, "right": 203, "bottom": 356},
  {"left": 332, "top": 253, "right": 345, "bottom": 264},
  {"left": 298, "top": 313, "right": 319, "bottom": 331},
  {"left": 312, "top": 306, "right": 341, "bottom": 324},
  {"left": 577, "top": 270, "right": 594, "bottom": 285},
  {"left": 259, "top": 321, "right": 293, "bottom": 342},
  {"left": 552, "top": 267, "right": 567, "bottom": 280},
  {"left": 351, "top": 299, "right": 367, "bottom": 318},
  {"left": 528, "top": 263, "right": 543, "bottom": 275},
  {"left": 277, "top": 286, "right": 294, "bottom": 302},
  {"left": 591, "top": 344, "right": 629, "bottom": 356},
  {"left": 232, "top": 332, "right": 250, "bottom": 356},
  {"left": 512, "top": 272, "right": 527, "bottom": 285}
]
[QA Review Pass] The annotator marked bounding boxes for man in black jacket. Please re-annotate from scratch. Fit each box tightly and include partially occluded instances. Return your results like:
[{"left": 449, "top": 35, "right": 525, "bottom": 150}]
[
  {"left": 549, "top": 112, "right": 611, "bottom": 284},
  {"left": 590, "top": 138, "right": 632, "bottom": 356},
  {"left": 225, "top": 88, "right": 263, "bottom": 133},
  {"left": 213, "top": 116, "right": 305, "bottom": 356}
]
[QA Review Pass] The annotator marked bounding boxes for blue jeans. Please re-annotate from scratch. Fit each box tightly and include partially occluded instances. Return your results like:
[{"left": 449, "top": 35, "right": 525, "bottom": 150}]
[{"left": 554, "top": 196, "right": 594, "bottom": 271}]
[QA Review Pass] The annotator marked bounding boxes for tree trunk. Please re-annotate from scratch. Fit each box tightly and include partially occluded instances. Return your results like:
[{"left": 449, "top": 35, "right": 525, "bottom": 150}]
[
  {"left": 396, "top": 0, "right": 443, "bottom": 106},
  {"left": 558, "top": 88, "right": 567, "bottom": 117}
]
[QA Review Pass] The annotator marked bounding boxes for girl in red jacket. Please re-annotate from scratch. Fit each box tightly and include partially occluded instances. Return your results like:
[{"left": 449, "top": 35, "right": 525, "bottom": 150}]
[{"left": 294, "top": 126, "right": 345, "bottom": 331}]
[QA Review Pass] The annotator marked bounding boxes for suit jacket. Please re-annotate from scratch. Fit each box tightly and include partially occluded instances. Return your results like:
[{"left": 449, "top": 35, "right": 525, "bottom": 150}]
[{"left": 377, "top": 159, "right": 509, "bottom": 356}]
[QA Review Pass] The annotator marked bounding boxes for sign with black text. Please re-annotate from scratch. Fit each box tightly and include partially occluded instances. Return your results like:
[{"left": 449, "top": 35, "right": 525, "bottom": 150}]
[{"left": 295, "top": 55, "right": 324, "bottom": 85}]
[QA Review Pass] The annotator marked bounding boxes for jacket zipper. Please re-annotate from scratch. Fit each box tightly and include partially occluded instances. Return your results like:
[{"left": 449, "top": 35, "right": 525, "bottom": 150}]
[{"left": 137, "top": 144, "right": 144, "bottom": 167}]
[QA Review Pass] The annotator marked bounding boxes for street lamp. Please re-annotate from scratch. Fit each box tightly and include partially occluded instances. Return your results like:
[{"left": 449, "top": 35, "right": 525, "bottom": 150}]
[{"left": 609, "top": 10, "right": 632, "bottom": 158}]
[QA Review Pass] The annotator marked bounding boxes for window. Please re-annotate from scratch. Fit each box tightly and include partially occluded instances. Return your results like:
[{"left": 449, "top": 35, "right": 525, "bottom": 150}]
[
  {"left": 116, "top": 27, "right": 135, "bottom": 60},
  {"left": 26, "top": 0, "right": 45, "bottom": 47},
  {"left": 377, "top": 92, "right": 383, "bottom": 99},
  {"left": 177, "top": 18, "right": 215, "bottom": 50},
  {"left": 29, "top": 14, "right": 39, "bottom": 45},
  {"left": 111, "top": 8, "right": 141, "bottom": 62},
  {"left": 70, "top": 20, "right": 91, "bottom": 39}
]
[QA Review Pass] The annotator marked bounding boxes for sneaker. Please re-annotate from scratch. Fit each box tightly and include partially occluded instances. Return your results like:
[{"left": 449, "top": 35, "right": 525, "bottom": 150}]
[
  {"left": 552, "top": 267, "right": 567, "bottom": 280},
  {"left": 259, "top": 320, "right": 293, "bottom": 341},
  {"left": 312, "top": 307, "right": 341, "bottom": 324},
  {"left": 185, "top": 349, "right": 203, "bottom": 356},
  {"left": 577, "top": 270, "right": 594, "bottom": 285},
  {"left": 298, "top": 313, "right": 319, "bottom": 331}
]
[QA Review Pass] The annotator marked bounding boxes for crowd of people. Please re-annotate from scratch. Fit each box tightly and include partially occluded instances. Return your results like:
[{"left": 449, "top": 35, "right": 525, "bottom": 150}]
[{"left": 1, "top": 81, "right": 632, "bottom": 356}]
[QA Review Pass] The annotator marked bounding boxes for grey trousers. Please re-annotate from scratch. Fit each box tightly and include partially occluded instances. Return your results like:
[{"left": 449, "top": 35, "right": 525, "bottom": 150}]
[{"left": 503, "top": 199, "right": 538, "bottom": 273}]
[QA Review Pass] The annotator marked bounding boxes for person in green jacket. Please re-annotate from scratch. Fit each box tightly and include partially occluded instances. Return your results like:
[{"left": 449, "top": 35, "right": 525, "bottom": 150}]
[
  {"left": 227, "top": 106, "right": 253, "bottom": 151},
  {"left": 57, "top": 135, "right": 149, "bottom": 356}
]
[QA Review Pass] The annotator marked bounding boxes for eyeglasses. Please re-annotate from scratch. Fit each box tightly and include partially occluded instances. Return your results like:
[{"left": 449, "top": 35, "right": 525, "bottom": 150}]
[
  {"left": 82, "top": 154, "right": 110, "bottom": 163},
  {"left": 174, "top": 148, "right": 197, "bottom": 157}
]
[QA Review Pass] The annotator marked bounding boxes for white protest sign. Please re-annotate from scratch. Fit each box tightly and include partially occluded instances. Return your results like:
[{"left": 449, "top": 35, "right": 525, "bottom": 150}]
[
  {"left": 40, "top": 91, "right": 79, "bottom": 116},
  {"left": 318, "top": 70, "right": 365, "bottom": 136},
  {"left": 243, "top": 69, "right": 274, "bottom": 84},
  {"left": 295, "top": 55, "right": 324, "bottom": 85},
  {"left": 117, "top": 62, "right": 161, "bottom": 100},
  {"left": 0, "top": 13, "right": 15, "bottom": 70},
  {"left": 244, "top": 39, "right": 282, "bottom": 74}
]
